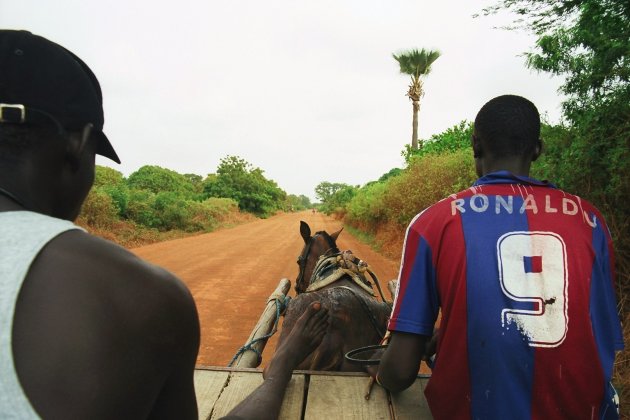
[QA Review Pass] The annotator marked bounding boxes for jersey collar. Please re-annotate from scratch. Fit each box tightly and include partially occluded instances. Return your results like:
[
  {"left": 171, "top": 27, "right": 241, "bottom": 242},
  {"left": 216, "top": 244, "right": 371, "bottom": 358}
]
[{"left": 473, "top": 170, "right": 557, "bottom": 188}]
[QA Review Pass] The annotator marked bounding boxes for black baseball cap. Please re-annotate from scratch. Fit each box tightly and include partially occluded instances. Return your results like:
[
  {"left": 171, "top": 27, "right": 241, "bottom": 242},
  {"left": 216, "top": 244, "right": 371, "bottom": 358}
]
[{"left": 0, "top": 30, "right": 120, "bottom": 163}]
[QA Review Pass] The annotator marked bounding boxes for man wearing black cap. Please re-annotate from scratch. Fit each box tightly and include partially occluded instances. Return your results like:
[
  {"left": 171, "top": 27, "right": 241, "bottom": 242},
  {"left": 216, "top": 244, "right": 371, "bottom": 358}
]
[
  {"left": 0, "top": 29, "right": 331, "bottom": 420},
  {"left": 0, "top": 30, "right": 201, "bottom": 418}
]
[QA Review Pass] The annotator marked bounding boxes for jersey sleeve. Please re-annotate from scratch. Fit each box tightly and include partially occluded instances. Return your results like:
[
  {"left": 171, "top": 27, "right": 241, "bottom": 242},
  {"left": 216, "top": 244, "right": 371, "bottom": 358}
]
[
  {"left": 387, "top": 213, "right": 439, "bottom": 336},
  {"left": 589, "top": 215, "right": 625, "bottom": 359}
]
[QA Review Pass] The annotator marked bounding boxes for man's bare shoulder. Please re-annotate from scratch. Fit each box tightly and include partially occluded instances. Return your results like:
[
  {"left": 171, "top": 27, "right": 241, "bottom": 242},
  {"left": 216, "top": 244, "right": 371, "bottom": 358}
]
[
  {"left": 55, "top": 229, "right": 174, "bottom": 275},
  {"left": 14, "top": 229, "right": 200, "bottom": 418},
  {"left": 23, "top": 228, "right": 199, "bottom": 340},
  {"left": 43, "top": 229, "right": 191, "bottom": 302},
  {"left": 18, "top": 228, "right": 199, "bottom": 359}
]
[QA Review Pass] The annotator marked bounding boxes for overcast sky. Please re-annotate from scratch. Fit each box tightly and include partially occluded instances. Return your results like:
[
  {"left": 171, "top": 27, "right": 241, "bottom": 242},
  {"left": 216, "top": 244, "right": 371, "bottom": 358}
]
[{"left": 1, "top": 0, "right": 564, "bottom": 201}]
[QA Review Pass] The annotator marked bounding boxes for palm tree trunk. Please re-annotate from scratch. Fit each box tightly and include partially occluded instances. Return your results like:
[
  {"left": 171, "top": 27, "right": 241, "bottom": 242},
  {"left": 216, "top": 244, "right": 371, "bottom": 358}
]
[{"left": 412, "top": 100, "right": 419, "bottom": 150}]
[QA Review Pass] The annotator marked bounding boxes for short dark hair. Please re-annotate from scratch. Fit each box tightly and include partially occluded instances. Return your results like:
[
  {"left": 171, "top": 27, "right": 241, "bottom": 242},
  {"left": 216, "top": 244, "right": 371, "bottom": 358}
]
[{"left": 474, "top": 95, "right": 541, "bottom": 158}]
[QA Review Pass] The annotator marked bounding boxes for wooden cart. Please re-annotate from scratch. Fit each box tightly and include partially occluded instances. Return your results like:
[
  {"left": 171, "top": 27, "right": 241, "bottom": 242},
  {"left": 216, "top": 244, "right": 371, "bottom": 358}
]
[
  {"left": 194, "top": 367, "right": 431, "bottom": 419},
  {"left": 198, "top": 278, "right": 433, "bottom": 419}
]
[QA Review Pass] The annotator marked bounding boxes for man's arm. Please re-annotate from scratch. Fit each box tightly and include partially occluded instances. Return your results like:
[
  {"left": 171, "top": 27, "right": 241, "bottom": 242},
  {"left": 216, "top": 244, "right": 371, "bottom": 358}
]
[
  {"left": 223, "top": 302, "right": 329, "bottom": 420},
  {"left": 375, "top": 216, "right": 437, "bottom": 393},
  {"left": 13, "top": 232, "right": 201, "bottom": 419},
  {"left": 145, "top": 268, "right": 201, "bottom": 419},
  {"left": 376, "top": 331, "right": 429, "bottom": 393}
]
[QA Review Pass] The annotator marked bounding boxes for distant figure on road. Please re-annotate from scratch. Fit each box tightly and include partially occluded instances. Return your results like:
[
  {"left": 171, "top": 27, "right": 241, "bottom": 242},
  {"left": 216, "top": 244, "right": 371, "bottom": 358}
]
[
  {"left": 372, "top": 95, "right": 624, "bottom": 419},
  {"left": 0, "top": 30, "right": 328, "bottom": 419}
]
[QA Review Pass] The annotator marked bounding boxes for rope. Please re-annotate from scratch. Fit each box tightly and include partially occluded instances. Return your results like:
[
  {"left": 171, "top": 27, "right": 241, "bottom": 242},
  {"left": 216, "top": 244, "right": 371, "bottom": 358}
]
[
  {"left": 306, "top": 266, "right": 375, "bottom": 296},
  {"left": 227, "top": 295, "right": 290, "bottom": 367},
  {"left": 306, "top": 251, "right": 391, "bottom": 305},
  {"left": 365, "top": 267, "right": 390, "bottom": 305}
]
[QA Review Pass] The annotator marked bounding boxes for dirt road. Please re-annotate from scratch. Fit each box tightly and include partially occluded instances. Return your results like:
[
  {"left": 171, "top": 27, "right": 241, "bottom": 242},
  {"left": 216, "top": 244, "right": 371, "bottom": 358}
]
[{"left": 132, "top": 211, "right": 400, "bottom": 367}]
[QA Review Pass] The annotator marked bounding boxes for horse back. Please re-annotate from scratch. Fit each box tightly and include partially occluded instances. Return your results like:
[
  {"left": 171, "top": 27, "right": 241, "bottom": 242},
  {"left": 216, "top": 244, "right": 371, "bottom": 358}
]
[{"left": 279, "top": 279, "right": 391, "bottom": 372}]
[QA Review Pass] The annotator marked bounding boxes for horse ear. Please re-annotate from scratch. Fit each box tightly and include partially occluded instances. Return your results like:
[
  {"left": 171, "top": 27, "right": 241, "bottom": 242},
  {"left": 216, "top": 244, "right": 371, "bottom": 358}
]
[
  {"left": 330, "top": 227, "right": 343, "bottom": 242},
  {"left": 300, "top": 221, "right": 311, "bottom": 243}
]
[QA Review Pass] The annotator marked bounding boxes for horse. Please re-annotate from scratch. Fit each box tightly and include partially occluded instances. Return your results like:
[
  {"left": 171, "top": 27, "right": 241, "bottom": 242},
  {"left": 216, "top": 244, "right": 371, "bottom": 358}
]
[{"left": 275, "top": 221, "right": 392, "bottom": 371}]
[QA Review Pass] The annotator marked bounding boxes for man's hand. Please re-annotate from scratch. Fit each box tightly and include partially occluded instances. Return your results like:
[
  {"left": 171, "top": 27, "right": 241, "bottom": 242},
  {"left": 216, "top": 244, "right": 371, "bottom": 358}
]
[{"left": 361, "top": 347, "right": 386, "bottom": 379}]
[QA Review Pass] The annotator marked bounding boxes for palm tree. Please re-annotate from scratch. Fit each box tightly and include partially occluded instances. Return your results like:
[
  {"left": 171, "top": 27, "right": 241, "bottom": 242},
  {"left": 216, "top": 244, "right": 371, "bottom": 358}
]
[{"left": 393, "top": 48, "right": 441, "bottom": 150}]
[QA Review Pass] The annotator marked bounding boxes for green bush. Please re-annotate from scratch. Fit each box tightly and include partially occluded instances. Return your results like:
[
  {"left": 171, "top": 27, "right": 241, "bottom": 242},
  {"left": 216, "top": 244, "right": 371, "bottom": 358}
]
[
  {"left": 125, "top": 189, "right": 159, "bottom": 228},
  {"left": 344, "top": 148, "right": 476, "bottom": 235},
  {"left": 345, "top": 181, "right": 389, "bottom": 229},
  {"left": 79, "top": 187, "right": 118, "bottom": 228},
  {"left": 333, "top": 122, "right": 479, "bottom": 235},
  {"left": 386, "top": 149, "right": 476, "bottom": 227},
  {"left": 101, "top": 184, "right": 129, "bottom": 217},
  {"left": 82, "top": 157, "right": 289, "bottom": 235},
  {"left": 204, "top": 156, "right": 286, "bottom": 217},
  {"left": 284, "top": 194, "right": 312, "bottom": 211},
  {"left": 153, "top": 191, "right": 189, "bottom": 231},
  {"left": 201, "top": 197, "right": 239, "bottom": 217},
  {"left": 184, "top": 197, "right": 239, "bottom": 231},
  {"left": 94, "top": 166, "right": 125, "bottom": 188},
  {"left": 128, "top": 165, "right": 195, "bottom": 196},
  {"left": 403, "top": 121, "right": 473, "bottom": 163},
  {"left": 315, "top": 182, "right": 359, "bottom": 215}
]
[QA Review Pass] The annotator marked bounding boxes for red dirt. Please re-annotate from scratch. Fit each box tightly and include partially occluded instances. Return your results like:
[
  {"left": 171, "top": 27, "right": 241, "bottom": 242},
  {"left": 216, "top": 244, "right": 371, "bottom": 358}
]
[{"left": 131, "top": 211, "right": 400, "bottom": 368}]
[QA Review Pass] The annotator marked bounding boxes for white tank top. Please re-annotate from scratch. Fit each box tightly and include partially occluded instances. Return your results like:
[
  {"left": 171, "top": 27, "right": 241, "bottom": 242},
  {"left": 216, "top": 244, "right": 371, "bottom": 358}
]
[{"left": 0, "top": 211, "right": 82, "bottom": 419}]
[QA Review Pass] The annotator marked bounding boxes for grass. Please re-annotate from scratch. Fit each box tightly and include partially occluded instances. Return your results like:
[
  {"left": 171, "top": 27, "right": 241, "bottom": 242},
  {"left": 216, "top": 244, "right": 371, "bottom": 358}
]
[
  {"left": 76, "top": 211, "right": 256, "bottom": 248},
  {"left": 344, "top": 225, "right": 382, "bottom": 253}
]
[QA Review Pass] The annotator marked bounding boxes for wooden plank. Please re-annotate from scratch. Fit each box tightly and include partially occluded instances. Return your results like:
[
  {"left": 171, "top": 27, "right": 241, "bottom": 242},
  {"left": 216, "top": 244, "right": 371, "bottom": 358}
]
[
  {"left": 277, "top": 374, "right": 306, "bottom": 420},
  {"left": 234, "top": 278, "right": 291, "bottom": 368},
  {"left": 390, "top": 377, "right": 432, "bottom": 419},
  {"left": 194, "top": 370, "right": 229, "bottom": 420},
  {"left": 194, "top": 367, "right": 432, "bottom": 419},
  {"left": 209, "top": 371, "right": 305, "bottom": 420},
  {"left": 305, "top": 375, "right": 391, "bottom": 419},
  {"left": 196, "top": 365, "right": 376, "bottom": 377},
  {"left": 209, "top": 371, "right": 263, "bottom": 419}
]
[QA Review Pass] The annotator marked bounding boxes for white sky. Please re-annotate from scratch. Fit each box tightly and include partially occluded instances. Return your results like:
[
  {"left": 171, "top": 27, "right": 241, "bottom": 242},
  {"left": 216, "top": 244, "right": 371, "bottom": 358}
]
[{"left": 1, "top": 0, "right": 564, "bottom": 201}]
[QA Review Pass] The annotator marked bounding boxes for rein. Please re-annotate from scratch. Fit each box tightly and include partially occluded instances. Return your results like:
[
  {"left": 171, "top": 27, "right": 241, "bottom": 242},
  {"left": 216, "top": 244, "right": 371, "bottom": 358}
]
[{"left": 307, "top": 251, "right": 390, "bottom": 304}]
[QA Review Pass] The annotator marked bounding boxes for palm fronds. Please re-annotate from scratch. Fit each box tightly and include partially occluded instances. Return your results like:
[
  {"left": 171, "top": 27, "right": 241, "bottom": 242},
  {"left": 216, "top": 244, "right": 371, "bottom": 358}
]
[{"left": 392, "top": 48, "right": 441, "bottom": 79}]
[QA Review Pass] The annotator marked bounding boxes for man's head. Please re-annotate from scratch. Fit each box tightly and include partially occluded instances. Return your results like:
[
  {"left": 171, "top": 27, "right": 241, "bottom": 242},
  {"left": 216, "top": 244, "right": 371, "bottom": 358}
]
[
  {"left": 0, "top": 30, "right": 119, "bottom": 220},
  {"left": 472, "top": 94, "right": 542, "bottom": 176},
  {"left": 0, "top": 30, "right": 119, "bottom": 163}
]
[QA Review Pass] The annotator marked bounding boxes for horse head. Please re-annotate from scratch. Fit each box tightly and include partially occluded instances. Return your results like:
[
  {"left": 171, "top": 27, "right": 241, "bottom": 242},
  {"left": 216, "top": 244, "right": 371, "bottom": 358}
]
[{"left": 295, "top": 221, "right": 342, "bottom": 294}]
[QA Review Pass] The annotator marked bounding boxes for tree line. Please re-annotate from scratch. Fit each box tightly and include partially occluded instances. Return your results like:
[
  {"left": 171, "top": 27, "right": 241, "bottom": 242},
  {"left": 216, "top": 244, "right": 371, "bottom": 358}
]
[{"left": 80, "top": 155, "right": 312, "bottom": 236}]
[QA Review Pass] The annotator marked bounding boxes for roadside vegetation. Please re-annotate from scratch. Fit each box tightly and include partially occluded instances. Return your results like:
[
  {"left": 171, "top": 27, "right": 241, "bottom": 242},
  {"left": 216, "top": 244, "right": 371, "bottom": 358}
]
[
  {"left": 316, "top": 121, "right": 477, "bottom": 259},
  {"left": 318, "top": 0, "right": 629, "bottom": 413},
  {"left": 77, "top": 156, "right": 312, "bottom": 247}
]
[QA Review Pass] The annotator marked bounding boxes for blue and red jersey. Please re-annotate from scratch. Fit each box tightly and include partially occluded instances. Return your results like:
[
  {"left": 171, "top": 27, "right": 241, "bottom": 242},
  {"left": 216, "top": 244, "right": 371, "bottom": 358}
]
[{"left": 388, "top": 171, "right": 624, "bottom": 419}]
